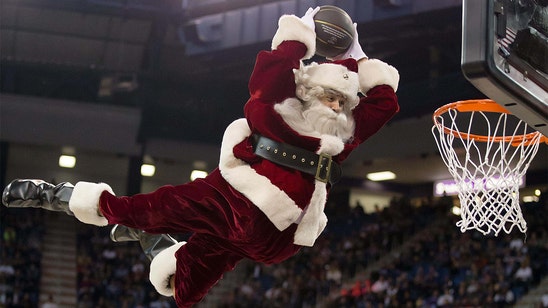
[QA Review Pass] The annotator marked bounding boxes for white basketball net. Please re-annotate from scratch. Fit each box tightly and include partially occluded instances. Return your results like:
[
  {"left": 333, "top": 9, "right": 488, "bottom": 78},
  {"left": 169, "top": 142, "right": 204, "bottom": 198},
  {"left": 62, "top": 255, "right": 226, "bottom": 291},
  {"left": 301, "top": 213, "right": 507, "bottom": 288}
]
[{"left": 432, "top": 104, "right": 543, "bottom": 236}]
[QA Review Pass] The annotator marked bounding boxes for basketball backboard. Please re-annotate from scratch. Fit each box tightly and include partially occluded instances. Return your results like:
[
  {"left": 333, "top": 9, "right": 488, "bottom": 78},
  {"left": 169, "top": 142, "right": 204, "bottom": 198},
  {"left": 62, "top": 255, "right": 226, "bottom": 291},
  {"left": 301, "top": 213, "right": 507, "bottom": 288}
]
[{"left": 461, "top": 0, "right": 547, "bottom": 136}]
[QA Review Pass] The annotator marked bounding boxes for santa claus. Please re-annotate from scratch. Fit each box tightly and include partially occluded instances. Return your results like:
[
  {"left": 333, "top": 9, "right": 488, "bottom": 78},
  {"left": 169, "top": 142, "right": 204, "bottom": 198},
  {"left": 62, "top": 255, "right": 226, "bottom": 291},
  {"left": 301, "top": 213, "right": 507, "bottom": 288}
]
[{"left": 2, "top": 7, "right": 399, "bottom": 307}]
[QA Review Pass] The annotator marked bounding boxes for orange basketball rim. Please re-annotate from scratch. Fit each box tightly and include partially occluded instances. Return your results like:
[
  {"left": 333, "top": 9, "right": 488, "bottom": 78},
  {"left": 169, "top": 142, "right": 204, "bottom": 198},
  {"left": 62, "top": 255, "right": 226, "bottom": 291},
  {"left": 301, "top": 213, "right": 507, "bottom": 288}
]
[{"left": 433, "top": 99, "right": 548, "bottom": 146}]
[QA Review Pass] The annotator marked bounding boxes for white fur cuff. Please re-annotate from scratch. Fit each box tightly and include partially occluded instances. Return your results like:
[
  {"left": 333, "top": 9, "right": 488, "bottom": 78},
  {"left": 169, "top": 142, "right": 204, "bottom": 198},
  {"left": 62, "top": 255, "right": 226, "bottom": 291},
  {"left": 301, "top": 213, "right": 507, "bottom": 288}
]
[
  {"left": 150, "top": 241, "right": 186, "bottom": 297},
  {"left": 358, "top": 59, "right": 400, "bottom": 93},
  {"left": 271, "top": 15, "right": 316, "bottom": 60},
  {"left": 69, "top": 182, "right": 113, "bottom": 226}
]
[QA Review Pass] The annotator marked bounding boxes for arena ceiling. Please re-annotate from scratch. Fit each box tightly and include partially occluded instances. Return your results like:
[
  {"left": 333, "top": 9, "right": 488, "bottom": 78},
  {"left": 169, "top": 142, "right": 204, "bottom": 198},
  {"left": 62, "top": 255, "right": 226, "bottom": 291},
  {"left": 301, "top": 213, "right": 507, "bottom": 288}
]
[{"left": 1, "top": 0, "right": 546, "bottom": 192}]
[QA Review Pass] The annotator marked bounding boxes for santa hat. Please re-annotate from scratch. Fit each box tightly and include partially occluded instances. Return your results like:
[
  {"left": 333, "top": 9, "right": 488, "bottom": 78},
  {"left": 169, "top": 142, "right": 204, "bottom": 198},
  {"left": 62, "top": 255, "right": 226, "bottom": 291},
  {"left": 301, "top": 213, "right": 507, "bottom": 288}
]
[{"left": 293, "top": 58, "right": 360, "bottom": 109}]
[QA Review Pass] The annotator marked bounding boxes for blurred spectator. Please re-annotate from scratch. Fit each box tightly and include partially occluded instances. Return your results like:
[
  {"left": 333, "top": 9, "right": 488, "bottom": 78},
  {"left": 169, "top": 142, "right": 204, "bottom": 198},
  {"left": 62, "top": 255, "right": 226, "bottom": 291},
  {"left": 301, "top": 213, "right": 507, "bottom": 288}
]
[
  {"left": 325, "top": 261, "right": 342, "bottom": 287},
  {"left": 0, "top": 208, "right": 44, "bottom": 308},
  {"left": 493, "top": 283, "right": 515, "bottom": 306},
  {"left": 542, "top": 292, "right": 548, "bottom": 308},
  {"left": 437, "top": 287, "right": 454, "bottom": 307},
  {"left": 513, "top": 257, "right": 534, "bottom": 297},
  {"left": 41, "top": 294, "right": 59, "bottom": 308},
  {"left": 371, "top": 274, "right": 389, "bottom": 294}
]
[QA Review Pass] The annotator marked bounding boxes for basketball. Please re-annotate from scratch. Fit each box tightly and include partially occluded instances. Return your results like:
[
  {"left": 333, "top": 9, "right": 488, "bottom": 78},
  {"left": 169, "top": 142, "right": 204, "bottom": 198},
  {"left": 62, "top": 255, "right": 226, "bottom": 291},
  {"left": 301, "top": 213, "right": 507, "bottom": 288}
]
[{"left": 313, "top": 5, "right": 354, "bottom": 58}]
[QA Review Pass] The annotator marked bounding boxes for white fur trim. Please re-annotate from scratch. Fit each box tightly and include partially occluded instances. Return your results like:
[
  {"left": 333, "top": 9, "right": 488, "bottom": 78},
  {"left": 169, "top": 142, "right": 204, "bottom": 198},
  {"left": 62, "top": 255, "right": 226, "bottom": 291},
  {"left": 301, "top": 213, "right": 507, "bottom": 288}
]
[
  {"left": 294, "top": 62, "right": 360, "bottom": 108},
  {"left": 69, "top": 182, "right": 113, "bottom": 226},
  {"left": 271, "top": 15, "right": 316, "bottom": 60},
  {"left": 293, "top": 181, "right": 328, "bottom": 247},
  {"left": 149, "top": 241, "right": 186, "bottom": 297},
  {"left": 219, "top": 119, "right": 302, "bottom": 231},
  {"left": 318, "top": 134, "right": 345, "bottom": 156},
  {"left": 358, "top": 59, "right": 400, "bottom": 93},
  {"left": 219, "top": 119, "right": 333, "bottom": 247}
]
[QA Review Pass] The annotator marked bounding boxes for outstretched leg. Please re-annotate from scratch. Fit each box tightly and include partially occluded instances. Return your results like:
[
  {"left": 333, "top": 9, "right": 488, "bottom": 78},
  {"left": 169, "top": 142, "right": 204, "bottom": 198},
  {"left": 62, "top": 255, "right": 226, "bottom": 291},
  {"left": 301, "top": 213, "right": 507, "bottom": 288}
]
[
  {"left": 151, "top": 233, "right": 243, "bottom": 307},
  {"left": 2, "top": 179, "right": 74, "bottom": 215},
  {"left": 3, "top": 179, "right": 112, "bottom": 226},
  {"left": 110, "top": 224, "right": 179, "bottom": 261}
]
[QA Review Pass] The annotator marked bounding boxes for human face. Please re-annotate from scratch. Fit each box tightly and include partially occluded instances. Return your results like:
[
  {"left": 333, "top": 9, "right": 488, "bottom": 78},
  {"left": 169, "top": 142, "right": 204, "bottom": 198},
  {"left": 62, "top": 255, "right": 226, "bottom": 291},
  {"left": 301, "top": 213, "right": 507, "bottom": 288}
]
[
  {"left": 317, "top": 89, "right": 347, "bottom": 113},
  {"left": 300, "top": 95, "right": 355, "bottom": 141}
]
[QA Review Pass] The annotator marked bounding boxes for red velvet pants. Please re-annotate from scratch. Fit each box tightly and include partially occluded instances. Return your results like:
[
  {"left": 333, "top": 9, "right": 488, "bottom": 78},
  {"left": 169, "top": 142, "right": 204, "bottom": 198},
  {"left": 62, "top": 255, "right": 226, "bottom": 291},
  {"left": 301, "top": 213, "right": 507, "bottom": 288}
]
[{"left": 99, "top": 169, "right": 301, "bottom": 307}]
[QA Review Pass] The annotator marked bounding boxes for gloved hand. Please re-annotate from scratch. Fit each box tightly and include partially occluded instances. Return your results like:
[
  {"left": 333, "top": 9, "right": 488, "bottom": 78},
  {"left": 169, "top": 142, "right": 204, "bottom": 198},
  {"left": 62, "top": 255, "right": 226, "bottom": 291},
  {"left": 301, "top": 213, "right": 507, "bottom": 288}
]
[
  {"left": 329, "top": 23, "right": 368, "bottom": 61},
  {"left": 300, "top": 7, "right": 320, "bottom": 31}
]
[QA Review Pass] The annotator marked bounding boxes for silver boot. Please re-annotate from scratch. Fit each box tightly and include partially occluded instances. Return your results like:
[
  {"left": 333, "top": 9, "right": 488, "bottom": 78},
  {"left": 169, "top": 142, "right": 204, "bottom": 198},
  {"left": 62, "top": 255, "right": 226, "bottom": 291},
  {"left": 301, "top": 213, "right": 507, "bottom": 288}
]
[
  {"left": 110, "top": 224, "right": 178, "bottom": 261},
  {"left": 2, "top": 179, "right": 74, "bottom": 216}
]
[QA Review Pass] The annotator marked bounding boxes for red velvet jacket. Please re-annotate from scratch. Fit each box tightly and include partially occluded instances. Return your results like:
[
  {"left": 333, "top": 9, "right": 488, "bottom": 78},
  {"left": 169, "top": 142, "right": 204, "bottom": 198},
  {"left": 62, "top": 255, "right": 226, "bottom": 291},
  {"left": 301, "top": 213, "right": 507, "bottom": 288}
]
[{"left": 218, "top": 39, "right": 399, "bottom": 246}]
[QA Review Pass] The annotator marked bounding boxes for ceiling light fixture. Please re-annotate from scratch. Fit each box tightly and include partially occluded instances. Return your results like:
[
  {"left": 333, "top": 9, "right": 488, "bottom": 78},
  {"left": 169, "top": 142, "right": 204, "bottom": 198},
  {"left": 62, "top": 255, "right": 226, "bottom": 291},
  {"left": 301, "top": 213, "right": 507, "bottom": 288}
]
[
  {"left": 190, "top": 170, "right": 208, "bottom": 181},
  {"left": 366, "top": 171, "right": 396, "bottom": 181},
  {"left": 141, "top": 164, "right": 156, "bottom": 177},
  {"left": 58, "top": 155, "right": 76, "bottom": 168}
]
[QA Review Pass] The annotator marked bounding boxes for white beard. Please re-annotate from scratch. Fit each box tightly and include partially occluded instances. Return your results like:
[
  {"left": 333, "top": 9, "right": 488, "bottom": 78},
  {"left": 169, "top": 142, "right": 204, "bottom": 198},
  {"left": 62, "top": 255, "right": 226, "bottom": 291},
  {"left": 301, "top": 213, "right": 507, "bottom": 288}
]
[{"left": 274, "top": 97, "right": 355, "bottom": 142}]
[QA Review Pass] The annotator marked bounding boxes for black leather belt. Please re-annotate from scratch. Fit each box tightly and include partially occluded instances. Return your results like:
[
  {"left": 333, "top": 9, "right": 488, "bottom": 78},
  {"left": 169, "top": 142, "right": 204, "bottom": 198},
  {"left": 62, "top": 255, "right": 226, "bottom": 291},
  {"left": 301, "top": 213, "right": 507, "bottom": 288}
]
[{"left": 250, "top": 134, "right": 342, "bottom": 184}]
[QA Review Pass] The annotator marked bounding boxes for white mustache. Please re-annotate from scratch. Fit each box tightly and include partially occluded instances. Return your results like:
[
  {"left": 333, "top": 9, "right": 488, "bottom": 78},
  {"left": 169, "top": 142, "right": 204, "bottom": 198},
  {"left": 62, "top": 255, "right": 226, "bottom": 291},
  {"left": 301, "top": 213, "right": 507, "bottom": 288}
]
[
  {"left": 274, "top": 97, "right": 355, "bottom": 142},
  {"left": 302, "top": 103, "right": 353, "bottom": 140}
]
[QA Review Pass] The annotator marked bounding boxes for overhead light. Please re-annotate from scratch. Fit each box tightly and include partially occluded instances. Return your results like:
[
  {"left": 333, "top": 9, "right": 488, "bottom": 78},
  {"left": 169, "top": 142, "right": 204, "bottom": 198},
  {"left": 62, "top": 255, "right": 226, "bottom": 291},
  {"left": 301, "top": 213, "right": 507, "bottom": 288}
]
[
  {"left": 141, "top": 164, "right": 156, "bottom": 177},
  {"left": 522, "top": 196, "right": 539, "bottom": 203},
  {"left": 451, "top": 206, "right": 461, "bottom": 216},
  {"left": 366, "top": 171, "right": 396, "bottom": 181},
  {"left": 190, "top": 170, "right": 208, "bottom": 181},
  {"left": 59, "top": 155, "right": 76, "bottom": 168}
]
